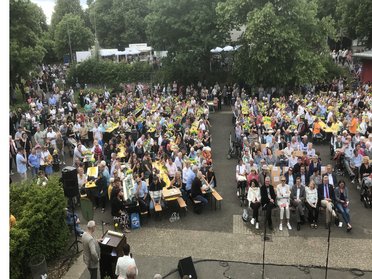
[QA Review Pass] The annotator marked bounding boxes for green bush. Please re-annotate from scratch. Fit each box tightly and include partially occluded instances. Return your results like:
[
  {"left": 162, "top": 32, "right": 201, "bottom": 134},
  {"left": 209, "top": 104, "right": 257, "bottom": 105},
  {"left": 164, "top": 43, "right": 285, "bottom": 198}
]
[
  {"left": 9, "top": 176, "right": 70, "bottom": 279},
  {"left": 67, "top": 59, "right": 154, "bottom": 87}
]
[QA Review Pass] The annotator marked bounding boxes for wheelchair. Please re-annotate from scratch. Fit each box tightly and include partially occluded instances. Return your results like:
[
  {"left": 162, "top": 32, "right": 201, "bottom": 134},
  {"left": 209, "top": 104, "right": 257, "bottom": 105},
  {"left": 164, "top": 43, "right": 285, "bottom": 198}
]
[
  {"left": 361, "top": 177, "right": 372, "bottom": 208},
  {"left": 237, "top": 180, "right": 248, "bottom": 207},
  {"left": 227, "top": 132, "right": 241, "bottom": 160}
]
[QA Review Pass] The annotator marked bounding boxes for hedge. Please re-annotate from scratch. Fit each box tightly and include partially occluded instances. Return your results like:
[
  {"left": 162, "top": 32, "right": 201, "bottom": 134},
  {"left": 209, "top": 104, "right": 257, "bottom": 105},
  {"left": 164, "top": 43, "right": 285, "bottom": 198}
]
[
  {"left": 10, "top": 176, "right": 70, "bottom": 279},
  {"left": 67, "top": 59, "right": 154, "bottom": 87}
]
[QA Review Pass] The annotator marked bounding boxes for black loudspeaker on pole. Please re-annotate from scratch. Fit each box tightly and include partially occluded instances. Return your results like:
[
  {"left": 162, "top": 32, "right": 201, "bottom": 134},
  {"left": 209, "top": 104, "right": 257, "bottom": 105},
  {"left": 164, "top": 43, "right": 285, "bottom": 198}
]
[{"left": 61, "top": 166, "right": 79, "bottom": 198}]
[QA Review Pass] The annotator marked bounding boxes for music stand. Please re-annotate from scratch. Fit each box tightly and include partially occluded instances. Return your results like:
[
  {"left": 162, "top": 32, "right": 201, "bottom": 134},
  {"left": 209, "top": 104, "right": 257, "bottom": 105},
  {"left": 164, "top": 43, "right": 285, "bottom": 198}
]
[{"left": 68, "top": 197, "right": 82, "bottom": 254}]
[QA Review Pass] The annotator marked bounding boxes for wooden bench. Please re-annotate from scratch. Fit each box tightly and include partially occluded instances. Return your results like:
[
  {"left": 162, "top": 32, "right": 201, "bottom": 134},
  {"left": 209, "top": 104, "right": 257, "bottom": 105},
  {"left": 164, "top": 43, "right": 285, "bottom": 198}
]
[
  {"left": 189, "top": 194, "right": 203, "bottom": 214},
  {"left": 177, "top": 197, "right": 188, "bottom": 216},
  {"left": 211, "top": 190, "right": 223, "bottom": 210}
]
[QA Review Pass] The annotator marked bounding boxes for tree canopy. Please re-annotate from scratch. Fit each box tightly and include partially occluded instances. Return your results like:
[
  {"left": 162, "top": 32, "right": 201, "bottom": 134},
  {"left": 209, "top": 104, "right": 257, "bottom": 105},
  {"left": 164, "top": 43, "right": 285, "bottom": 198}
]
[
  {"left": 339, "top": 0, "right": 372, "bottom": 48},
  {"left": 54, "top": 14, "right": 95, "bottom": 58},
  {"left": 145, "top": 0, "right": 225, "bottom": 82},
  {"left": 51, "top": 0, "right": 84, "bottom": 29},
  {"left": 88, "top": 0, "right": 149, "bottom": 49},
  {"left": 10, "top": 0, "right": 46, "bottom": 86},
  {"left": 220, "top": 0, "right": 335, "bottom": 87}
]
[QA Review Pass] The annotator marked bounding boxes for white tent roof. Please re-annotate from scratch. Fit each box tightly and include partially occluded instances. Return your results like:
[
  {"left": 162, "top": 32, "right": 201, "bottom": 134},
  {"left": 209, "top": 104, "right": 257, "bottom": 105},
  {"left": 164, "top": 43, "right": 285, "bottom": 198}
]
[
  {"left": 223, "top": 45, "right": 234, "bottom": 52},
  {"left": 210, "top": 47, "right": 223, "bottom": 53},
  {"left": 99, "top": 49, "right": 118, "bottom": 56}
]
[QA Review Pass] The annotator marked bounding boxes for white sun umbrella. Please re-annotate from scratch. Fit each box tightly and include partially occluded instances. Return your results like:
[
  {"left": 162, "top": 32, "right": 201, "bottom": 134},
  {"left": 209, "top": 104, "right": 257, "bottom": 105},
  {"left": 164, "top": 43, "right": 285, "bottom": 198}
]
[
  {"left": 223, "top": 45, "right": 234, "bottom": 52},
  {"left": 234, "top": 45, "right": 242, "bottom": 50},
  {"left": 210, "top": 48, "right": 219, "bottom": 53}
]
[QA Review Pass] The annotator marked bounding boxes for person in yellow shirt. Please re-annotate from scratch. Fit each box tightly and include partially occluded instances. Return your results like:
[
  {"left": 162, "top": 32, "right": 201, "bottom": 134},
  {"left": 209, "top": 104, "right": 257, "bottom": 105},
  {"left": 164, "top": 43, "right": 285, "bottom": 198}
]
[{"left": 10, "top": 214, "right": 16, "bottom": 229}]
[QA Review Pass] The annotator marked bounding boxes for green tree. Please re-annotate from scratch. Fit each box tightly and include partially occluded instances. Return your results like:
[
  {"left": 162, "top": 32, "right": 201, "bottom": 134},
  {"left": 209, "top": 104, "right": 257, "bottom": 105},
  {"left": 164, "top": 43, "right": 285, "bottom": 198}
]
[
  {"left": 145, "top": 0, "right": 225, "bottom": 82},
  {"left": 88, "top": 0, "right": 149, "bottom": 49},
  {"left": 338, "top": 0, "right": 372, "bottom": 47},
  {"left": 51, "top": 0, "right": 84, "bottom": 29},
  {"left": 54, "top": 13, "right": 94, "bottom": 59},
  {"left": 222, "top": 0, "right": 334, "bottom": 87},
  {"left": 10, "top": 0, "right": 46, "bottom": 101}
]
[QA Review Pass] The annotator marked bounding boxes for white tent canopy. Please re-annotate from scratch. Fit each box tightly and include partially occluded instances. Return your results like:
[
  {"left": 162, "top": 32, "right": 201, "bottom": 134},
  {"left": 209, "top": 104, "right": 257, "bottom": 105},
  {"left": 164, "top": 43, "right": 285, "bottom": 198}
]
[
  {"left": 211, "top": 45, "right": 241, "bottom": 53},
  {"left": 99, "top": 49, "right": 118, "bottom": 56},
  {"left": 223, "top": 45, "right": 234, "bottom": 52},
  {"left": 210, "top": 47, "right": 223, "bottom": 53}
]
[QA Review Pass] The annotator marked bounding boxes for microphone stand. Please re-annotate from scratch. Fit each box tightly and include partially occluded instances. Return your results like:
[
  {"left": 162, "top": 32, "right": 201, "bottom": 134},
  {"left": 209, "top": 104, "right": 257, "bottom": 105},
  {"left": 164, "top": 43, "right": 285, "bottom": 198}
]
[
  {"left": 68, "top": 197, "right": 82, "bottom": 254},
  {"left": 101, "top": 220, "right": 110, "bottom": 235},
  {"left": 325, "top": 210, "right": 333, "bottom": 279},
  {"left": 262, "top": 204, "right": 270, "bottom": 279}
]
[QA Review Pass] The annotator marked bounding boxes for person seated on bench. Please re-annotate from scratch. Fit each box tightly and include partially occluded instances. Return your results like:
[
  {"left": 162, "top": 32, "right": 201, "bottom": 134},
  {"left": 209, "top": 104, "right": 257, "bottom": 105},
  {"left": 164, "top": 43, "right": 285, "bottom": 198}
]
[
  {"left": 318, "top": 175, "right": 340, "bottom": 229},
  {"left": 149, "top": 176, "right": 165, "bottom": 214},
  {"left": 290, "top": 176, "right": 306, "bottom": 231},
  {"left": 260, "top": 176, "right": 276, "bottom": 230},
  {"left": 247, "top": 179, "right": 261, "bottom": 229},
  {"left": 191, "top": 171, "right": 208, "bottom": 205}
]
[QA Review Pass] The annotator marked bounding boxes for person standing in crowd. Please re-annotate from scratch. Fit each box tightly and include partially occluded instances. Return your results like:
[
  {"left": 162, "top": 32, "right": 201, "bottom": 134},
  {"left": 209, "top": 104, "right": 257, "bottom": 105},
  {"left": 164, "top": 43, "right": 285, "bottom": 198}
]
[
  {"left": 16, "top": 147, "right": 27, "bottom": 180},
  {"left": 9, "top": 135, "right": 17, "bottom": 175},
  {"left": 82, "top": 220, "right": 101, "bottom": 279},
  {"left": 28, "top": 148, "right": 40, "bottom": 178},
  {"left": 115, "top": 244, "right": 138, "bottom": 279}
]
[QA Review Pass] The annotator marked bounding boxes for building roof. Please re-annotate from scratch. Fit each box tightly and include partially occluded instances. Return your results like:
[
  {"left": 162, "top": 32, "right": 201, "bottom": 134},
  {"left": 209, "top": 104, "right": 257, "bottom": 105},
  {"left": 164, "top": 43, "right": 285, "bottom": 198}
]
[{"left": 353, "top": 50, "right": 372, "bottom": 60}]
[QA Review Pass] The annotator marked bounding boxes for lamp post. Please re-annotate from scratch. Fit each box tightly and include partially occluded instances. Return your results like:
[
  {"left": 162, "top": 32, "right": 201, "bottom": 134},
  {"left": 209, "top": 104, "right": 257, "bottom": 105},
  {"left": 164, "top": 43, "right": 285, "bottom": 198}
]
[{"left": 67, "top": 22, "right": 73, "bottom": 63}]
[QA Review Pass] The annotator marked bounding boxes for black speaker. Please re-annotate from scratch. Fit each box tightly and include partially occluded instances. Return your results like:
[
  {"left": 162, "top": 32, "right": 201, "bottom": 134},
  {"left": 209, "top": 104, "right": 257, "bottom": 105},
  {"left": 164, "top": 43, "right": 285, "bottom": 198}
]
[
  {"left": 61, "top": 166, "right": 79, "bottom": 198},
  {"left": 178, "top": 256, "right": 197, "bottom": 278}
]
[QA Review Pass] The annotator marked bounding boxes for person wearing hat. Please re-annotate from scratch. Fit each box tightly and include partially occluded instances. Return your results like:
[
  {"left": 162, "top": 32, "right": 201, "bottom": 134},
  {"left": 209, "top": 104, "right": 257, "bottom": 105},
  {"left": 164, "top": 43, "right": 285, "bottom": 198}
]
[
  {"left": 246, "top": 157, "right": 258, "bottom": 173},
  {"left": 260, "top": 177, "right": 276, "bottom": 230},
  {"left": 259, "top": 165, "right": 270, "bottom": 186},
  {"left": 276, "top": 176, "right": 292, "bottom": 231}
]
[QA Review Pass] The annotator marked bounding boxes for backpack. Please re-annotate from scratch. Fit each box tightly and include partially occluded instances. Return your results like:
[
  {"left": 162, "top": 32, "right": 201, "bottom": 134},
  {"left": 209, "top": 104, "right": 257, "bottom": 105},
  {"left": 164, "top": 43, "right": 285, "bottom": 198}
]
[{"left": 130, "top": 212, "right": 140, "bottom": 229}]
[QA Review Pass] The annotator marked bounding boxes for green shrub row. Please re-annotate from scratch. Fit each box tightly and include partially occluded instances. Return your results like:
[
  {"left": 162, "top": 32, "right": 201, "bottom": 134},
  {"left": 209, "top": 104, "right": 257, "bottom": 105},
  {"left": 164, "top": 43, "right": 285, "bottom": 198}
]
[
  {"left": 67, "top": 59, "right": 154, "bottom": 87},
  {"left": 10, "top": 176, "right": 70, "bottom": 279}
]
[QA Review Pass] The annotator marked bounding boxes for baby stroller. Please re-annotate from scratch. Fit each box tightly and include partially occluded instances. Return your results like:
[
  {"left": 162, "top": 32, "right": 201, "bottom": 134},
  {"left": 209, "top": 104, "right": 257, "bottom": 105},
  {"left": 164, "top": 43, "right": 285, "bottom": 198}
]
[
  {"left": 361, "top": 177, "right": 372, "bottom": 208},
  {"left": 227, "top": 132, "right": 241, "bottom": 160}
]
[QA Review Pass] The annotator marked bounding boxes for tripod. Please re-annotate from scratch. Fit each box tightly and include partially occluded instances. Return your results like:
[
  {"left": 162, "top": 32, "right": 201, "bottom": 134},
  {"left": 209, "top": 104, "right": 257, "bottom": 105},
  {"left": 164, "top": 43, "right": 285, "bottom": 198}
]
[{"left": 68, "top": 197, "right": 82, "bottom": 254}]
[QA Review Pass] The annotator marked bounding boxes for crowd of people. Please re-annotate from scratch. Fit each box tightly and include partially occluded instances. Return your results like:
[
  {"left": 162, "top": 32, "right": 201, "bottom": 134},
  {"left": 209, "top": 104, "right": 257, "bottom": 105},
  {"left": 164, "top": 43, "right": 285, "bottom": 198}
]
[
  {"left": 234, "top": 80, "right": 372, "bottom": 232},
  {"left": 10, "top": 65, "right": 223, "bottom": 231}
]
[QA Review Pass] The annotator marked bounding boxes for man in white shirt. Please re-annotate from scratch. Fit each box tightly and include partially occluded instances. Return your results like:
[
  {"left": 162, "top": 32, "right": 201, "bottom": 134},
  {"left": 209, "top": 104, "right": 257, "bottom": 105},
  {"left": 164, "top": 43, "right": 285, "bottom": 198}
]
[
  {"left": 115, "top": 244, "right": 138, "bottom": 278},
  {"left": 46, "top": 126, "right": 57, "bottom": 148}
]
